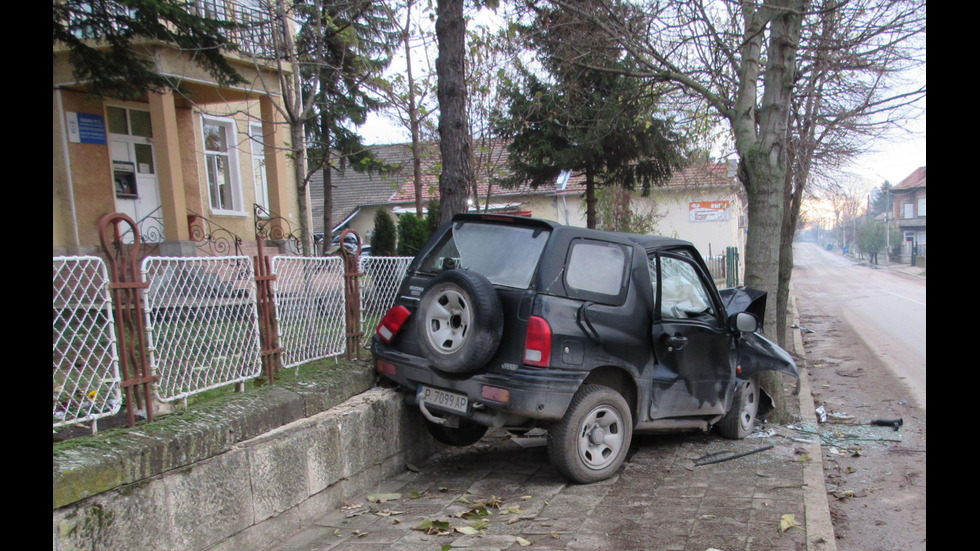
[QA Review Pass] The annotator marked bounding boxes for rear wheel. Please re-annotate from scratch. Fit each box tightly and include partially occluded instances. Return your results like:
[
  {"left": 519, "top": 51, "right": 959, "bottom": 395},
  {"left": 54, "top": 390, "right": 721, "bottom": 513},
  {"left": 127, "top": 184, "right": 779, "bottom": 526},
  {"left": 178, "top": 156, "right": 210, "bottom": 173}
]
[
  {"left": 425, "top": 419, "right": 489, "bottom": 446},
  {"left": 717, "top": 376, "right": 760, "bottom": 439},
  {"left": 547, "top": 385, "right": 633, "bottom": 484},
  {"left": 416, "top": 270, "right": 503, "bottom": 373}
]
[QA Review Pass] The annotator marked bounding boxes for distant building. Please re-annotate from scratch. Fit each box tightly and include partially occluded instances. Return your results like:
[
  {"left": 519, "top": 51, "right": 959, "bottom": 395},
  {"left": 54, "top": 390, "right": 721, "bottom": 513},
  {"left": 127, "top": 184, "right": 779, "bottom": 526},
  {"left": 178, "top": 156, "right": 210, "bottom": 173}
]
[{"left": 889, "top": 167, "right": 926, "bottom": 264}]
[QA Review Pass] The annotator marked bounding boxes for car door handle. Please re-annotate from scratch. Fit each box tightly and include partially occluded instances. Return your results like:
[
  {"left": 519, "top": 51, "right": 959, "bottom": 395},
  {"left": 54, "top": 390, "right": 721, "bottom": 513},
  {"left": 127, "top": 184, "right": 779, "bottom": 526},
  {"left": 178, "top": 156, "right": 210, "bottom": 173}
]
[{"left": 666, "top": 335, "right": 688, "bottom": 351}]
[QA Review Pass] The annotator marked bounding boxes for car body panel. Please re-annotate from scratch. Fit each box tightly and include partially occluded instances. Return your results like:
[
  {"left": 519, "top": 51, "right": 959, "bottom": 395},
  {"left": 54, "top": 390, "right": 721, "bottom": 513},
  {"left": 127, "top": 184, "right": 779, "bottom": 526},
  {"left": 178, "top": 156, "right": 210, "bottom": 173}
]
[{"left": 371, "top": 213, "right": 797, "bottom": 433}]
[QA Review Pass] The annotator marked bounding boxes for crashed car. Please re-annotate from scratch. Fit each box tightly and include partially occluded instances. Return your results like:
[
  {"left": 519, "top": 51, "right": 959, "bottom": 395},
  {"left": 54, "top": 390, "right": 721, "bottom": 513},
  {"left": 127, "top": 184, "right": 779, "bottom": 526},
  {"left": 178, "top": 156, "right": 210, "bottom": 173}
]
[{"left": 371, "top": 213, "right": 798, "bottom": 483}]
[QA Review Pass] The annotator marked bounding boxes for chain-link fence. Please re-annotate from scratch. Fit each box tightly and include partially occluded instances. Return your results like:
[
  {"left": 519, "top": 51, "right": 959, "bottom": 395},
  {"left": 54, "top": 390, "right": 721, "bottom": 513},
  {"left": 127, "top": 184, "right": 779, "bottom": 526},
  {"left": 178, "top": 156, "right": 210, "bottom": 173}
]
[
  {"left": 359, "top": 256, "right": 413, "bottom": 337},
  {"left": 52, "top": 252, "right": 415, "bottom": 430},
  {"left": 143, "top": 256, "right": 263, "bottom": 402},
  {"left": 272, "top": 256, "right": 347, "bottom": 368},
  {"left": 53, "top": 257, "right": 123, "bottom": 428}
]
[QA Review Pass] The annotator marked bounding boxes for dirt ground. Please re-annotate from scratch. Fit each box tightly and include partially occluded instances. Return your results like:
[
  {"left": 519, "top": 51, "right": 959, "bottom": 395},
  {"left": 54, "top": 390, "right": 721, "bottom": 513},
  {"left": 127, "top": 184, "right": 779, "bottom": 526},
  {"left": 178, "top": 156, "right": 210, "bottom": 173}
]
[{"left": 797, "top": 307, "right": 926, "bottom": 550}]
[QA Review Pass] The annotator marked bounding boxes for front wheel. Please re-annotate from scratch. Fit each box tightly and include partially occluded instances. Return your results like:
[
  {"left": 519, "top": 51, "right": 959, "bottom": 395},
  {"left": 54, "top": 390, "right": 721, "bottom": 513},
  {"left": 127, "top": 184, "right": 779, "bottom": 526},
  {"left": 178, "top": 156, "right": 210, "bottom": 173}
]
[
  {"left": 717, "top": 376, "right": 760, "bottom": 439},
  {"left": 547, "top": 385, "right": 633, "bottom": 484}
]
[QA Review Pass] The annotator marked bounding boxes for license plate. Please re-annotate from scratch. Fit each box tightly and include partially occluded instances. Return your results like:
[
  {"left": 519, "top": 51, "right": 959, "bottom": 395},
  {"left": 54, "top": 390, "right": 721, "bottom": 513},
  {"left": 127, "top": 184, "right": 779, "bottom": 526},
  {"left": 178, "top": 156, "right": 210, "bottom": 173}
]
[{"left": 417, "top": 385, "right": 469, "bottom": 415}]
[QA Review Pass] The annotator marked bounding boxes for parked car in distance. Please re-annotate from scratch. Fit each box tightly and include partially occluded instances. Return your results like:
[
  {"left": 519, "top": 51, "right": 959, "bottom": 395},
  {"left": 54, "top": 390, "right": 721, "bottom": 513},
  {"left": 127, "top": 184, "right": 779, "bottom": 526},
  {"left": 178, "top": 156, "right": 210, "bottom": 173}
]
[{"left": 371, "top": 214, "right": 798, "bottom": 483}]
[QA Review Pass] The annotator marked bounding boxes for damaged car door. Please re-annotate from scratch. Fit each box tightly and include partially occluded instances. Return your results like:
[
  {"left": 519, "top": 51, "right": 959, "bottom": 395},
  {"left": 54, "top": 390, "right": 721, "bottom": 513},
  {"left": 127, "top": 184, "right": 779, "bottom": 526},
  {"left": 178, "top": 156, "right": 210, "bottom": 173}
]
[{"left": 647, "top": 253, "right": 736, "bottom": 419}]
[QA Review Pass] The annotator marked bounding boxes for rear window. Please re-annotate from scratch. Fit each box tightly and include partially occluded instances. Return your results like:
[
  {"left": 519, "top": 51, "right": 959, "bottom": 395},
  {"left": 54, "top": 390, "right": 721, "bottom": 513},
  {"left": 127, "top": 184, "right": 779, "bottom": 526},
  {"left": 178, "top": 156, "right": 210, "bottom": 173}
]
[{"left": 418, "top": 221, "right": 550, "bottom": 288}]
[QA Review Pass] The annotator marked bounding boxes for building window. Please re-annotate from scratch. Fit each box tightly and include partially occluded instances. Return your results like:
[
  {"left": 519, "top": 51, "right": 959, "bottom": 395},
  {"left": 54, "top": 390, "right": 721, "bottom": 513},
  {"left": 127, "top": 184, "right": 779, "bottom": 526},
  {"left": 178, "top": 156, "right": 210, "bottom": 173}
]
[
  {"left": 202, "top": 117, "right": 242, "bottom": 213},
  {"left": 902, "top": 202, "right": 914, "bottom": 219},
  {"left": 249, "top": 123, "right": 270, "bottom": 212},
  {"left": 917, "top": 197, "right": 926, "bottom": 217}
]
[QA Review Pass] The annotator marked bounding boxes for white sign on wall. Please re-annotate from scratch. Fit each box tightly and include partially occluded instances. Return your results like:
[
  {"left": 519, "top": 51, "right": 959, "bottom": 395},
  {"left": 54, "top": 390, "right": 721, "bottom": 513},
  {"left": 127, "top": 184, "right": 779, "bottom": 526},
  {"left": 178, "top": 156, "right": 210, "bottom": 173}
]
[{"left": 689, "top": 201, "right": 730, "bottom": 222}]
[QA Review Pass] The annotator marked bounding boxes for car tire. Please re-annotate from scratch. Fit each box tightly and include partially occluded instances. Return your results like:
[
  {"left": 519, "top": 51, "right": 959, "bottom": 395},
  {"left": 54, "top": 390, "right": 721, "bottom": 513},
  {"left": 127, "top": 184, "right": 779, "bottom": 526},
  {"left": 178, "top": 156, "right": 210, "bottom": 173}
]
[
  {"left": 547, "top": 385, "right": 633, "bottom": 484},
  {"left": 717, "top": 375, "right": 760, "bottom": 439},
  {"left": 425, "top": 419, "right": 489, "bottom": 447},
  {"left": 416, "top": 270, "right": 503, "bottom": 373}
]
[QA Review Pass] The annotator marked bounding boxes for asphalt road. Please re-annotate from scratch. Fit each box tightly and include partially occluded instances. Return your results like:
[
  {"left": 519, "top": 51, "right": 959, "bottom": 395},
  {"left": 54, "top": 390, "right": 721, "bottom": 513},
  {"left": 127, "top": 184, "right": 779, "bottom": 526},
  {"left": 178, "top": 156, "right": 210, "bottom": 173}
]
[{"left": 791, "top": 243, "right": 926, "bottom": 410}]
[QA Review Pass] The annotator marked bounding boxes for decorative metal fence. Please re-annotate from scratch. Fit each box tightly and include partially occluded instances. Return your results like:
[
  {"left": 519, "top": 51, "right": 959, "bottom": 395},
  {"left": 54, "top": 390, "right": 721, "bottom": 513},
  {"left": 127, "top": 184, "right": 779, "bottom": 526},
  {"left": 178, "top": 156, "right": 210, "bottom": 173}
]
[
  {"left": 53, "top": 256, "right": 123, "bottom": 428},
  {"left": 271, "top": 256, "right": 347, "bottom": 368},
  {"left": 143, "top": 256, "right": 263, "bottom": 402}
]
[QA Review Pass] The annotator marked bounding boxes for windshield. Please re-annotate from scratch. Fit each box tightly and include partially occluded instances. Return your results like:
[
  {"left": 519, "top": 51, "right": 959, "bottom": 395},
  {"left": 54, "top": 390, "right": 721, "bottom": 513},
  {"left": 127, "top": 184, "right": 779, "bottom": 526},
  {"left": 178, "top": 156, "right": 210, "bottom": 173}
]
[{"left": 418, "top": 222, "right": 550, "bottom": 288}]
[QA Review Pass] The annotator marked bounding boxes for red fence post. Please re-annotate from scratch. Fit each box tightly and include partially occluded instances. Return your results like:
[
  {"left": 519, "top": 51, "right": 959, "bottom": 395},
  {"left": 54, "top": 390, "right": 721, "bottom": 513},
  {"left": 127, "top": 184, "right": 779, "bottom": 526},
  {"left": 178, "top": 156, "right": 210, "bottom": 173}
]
[
  {"left": 98, "top": 213, "right": 156, "bottom": 427},
  {"left": 340, "top": 230, "right": 364, "bottom": 360},
  {"left": 254, "top": 238, "right": 282, "bottom": 384}
]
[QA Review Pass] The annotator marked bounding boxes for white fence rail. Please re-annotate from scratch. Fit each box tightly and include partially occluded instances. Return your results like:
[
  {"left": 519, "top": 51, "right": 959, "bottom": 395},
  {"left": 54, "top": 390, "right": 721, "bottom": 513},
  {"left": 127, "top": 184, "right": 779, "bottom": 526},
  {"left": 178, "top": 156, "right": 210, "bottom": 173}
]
[
  {"left": 272, "top": 256, "right": 347, "bottom": 368},
  {"left": 360, "top": 256, "right": 413, "bottom": 336},
  {"left": 143, "top": 257, "right": 264, "bottom": 402},
  {"left": 52, "top": 253, "right": 414, "bottom": 430},
  {"left": 53, "top": 257, "right": 123, "bottom": 428}
]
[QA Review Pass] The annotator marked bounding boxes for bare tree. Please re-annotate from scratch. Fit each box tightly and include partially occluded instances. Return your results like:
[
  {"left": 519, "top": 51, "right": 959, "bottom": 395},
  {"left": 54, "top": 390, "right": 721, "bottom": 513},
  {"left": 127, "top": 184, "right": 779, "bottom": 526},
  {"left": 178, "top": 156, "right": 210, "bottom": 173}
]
[{"left": 773, "top": 0, "right": 925, "bottom": 345}]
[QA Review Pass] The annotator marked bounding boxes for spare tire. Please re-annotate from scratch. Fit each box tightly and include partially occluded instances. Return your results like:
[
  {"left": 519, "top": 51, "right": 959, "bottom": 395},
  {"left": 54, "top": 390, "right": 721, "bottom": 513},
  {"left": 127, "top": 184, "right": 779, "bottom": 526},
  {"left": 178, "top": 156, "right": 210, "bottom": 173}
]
[{"left": 416, "top": 269, "right": 503, "bottom": 373}]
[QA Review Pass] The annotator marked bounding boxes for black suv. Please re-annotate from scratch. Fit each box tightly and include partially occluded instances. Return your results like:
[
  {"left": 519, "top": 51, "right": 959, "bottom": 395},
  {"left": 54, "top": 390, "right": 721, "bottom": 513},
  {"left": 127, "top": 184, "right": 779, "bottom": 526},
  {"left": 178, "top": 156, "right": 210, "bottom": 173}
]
[{"left": 371, "top": 213, "right": 797, "bottom": 483}]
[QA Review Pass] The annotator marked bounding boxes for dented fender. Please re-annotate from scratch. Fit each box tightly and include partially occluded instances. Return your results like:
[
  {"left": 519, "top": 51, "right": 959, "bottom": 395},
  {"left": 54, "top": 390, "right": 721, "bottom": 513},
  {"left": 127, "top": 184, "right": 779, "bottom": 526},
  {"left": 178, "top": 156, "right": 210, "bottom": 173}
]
[{"left": 738, "top": 331, "right": 799, "bottom": 378}]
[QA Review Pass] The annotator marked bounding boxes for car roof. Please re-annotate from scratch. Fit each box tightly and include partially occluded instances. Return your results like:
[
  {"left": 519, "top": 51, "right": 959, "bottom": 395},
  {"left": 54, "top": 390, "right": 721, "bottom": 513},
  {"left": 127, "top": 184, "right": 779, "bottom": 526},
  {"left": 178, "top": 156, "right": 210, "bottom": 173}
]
[{"left": 450, "top": 213, "right": 694, "bottom": 252}]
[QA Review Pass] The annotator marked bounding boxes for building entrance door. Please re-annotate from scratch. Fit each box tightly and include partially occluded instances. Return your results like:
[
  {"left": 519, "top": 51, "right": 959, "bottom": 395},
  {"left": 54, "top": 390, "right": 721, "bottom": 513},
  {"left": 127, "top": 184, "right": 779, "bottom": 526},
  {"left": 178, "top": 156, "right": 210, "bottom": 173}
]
[{"left": 107, "top": 105, "right": 163, "bottom": 243}]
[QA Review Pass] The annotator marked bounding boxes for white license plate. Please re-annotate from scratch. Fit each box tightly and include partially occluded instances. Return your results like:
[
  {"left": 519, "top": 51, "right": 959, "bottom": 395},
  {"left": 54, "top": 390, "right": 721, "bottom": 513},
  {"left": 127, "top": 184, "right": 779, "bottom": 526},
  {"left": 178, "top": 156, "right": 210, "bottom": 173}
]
[{"left": 417, "top": 385, "right": 469, "bottom": 415}]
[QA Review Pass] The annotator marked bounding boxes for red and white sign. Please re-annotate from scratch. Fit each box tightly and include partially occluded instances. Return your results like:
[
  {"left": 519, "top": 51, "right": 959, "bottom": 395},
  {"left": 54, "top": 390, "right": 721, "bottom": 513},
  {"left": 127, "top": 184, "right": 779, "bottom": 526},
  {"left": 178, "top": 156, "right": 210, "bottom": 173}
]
[{"left": 689, "top": 201, "right": 730, "bottom": 222}]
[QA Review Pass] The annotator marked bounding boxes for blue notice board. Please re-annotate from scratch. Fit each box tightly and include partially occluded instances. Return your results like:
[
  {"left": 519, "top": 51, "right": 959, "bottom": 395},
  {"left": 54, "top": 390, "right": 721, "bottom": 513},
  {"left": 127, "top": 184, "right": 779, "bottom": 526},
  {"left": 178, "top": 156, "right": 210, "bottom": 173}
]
[{"left": 67, "top": 112, "right": 108, "bottom": 145}]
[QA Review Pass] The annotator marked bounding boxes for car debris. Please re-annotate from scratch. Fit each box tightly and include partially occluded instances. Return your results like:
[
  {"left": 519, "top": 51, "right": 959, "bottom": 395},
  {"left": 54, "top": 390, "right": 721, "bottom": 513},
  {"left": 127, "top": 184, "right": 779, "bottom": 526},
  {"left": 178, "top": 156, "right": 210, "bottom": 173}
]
[
  {"left": 693, "top": 444, "right": 775, "bottom": 466},
  {"left": 870, "top": 418, "right": 903, "bottom": 431}
]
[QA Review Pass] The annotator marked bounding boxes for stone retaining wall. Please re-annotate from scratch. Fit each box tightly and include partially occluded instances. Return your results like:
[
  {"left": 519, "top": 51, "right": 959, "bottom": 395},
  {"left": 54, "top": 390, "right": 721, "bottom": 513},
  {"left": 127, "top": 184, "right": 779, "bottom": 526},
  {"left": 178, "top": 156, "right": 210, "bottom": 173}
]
[{"left": 53, "top": 367, "right": 436, "bottom": 551}]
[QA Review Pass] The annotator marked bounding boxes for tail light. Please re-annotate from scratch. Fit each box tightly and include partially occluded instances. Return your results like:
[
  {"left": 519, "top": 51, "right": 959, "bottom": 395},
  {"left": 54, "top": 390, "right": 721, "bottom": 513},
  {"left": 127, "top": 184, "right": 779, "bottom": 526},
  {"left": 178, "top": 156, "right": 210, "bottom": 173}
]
[
  {"left": 376, "top": 305, "right": 411, "bottom": 344},
  {"left": 524, "top": 315, "right": 552, "bottom": 367}
]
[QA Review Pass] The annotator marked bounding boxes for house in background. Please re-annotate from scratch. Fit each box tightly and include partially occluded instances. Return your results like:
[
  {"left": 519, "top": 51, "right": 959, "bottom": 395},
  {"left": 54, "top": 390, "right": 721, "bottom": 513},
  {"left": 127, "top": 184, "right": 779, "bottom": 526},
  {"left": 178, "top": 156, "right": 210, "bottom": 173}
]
[
  {"left": 309, "top": 141, "right": 536, "bottom": 249},
  {"left": 312, "top": 141, "right": 746, "bottom": 262},
  {"left": 53, "top": 1, "right": 304, "bottom": 258},
  {"left": 889, "top": 166, "right": 926, "bottom": 265}
]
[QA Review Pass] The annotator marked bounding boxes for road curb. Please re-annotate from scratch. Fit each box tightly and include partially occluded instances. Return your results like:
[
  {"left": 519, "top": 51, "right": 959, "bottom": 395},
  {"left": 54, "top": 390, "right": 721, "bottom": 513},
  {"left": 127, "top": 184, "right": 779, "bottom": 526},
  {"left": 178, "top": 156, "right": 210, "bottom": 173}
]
[{"left": 791, "top": 285, "right": 838, "bottom": 551}]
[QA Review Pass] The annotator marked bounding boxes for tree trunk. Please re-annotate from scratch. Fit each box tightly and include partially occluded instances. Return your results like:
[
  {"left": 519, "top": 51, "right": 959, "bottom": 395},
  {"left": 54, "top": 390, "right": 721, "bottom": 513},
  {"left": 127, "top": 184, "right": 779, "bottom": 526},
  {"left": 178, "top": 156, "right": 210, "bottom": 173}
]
[
  {"left": 435, "top": 0, "right": 473, "bottom": 223},
  {"left": 405, "top": 0, "right": 424, "bottom": 217},
  {"left": 585, "top": 166, "right": 596, "bottom": 229},
  {"left": 291, "top": 120, "right": 312, "bottom": 256}
]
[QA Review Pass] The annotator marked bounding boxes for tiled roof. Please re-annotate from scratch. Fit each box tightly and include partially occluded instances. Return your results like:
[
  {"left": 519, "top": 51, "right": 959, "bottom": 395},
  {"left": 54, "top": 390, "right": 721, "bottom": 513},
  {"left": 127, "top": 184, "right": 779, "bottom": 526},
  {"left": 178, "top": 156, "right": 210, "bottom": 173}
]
[
  {"left": 311, "top": 140, "right": 740, "bottom": 231},
  {"left": 893, "top": 166, "right": 926, "bottom": 190}
]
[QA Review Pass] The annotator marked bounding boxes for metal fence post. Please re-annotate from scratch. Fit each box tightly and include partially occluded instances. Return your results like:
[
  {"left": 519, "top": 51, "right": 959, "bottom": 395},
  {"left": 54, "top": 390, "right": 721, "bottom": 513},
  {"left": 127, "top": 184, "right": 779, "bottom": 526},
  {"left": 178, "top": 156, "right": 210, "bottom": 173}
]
[
  {"left": 340, "top": 229, "right": 364, "bottom": 360},
  {"left": 254, "top": 238, "right": 282, "bottom": 384},
  {"left": 98, "top": 213, "right": 156, "bottom": 427}
]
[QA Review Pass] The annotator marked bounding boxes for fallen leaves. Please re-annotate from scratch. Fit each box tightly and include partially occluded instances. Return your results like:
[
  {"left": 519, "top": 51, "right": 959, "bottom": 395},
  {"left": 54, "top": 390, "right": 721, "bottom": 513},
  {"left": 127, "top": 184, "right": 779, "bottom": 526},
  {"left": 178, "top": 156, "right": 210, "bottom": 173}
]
[{"left": 779, "top": 513, "right": 802, "bottom": 533}]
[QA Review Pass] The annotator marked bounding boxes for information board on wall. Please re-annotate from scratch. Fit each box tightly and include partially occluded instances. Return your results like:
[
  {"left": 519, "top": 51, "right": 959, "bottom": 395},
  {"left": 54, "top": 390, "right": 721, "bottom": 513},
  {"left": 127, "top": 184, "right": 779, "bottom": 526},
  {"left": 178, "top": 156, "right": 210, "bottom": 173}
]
[{"left": 689, "top": 201, "right": 730, "bottom": 222}]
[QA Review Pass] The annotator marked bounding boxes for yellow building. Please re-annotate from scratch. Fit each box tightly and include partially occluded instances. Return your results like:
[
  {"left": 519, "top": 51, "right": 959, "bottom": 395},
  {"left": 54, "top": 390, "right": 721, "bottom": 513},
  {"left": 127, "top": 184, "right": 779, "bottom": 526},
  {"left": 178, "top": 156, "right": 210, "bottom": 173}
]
[{"left": 53, "top": 1, "right": 304, "bottom": 257}]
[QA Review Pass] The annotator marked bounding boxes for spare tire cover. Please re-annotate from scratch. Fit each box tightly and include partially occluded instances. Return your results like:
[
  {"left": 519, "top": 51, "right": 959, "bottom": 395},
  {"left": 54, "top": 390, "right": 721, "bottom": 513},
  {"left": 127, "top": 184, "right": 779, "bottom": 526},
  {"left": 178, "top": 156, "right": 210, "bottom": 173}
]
[{"left": 415, "top": 269, "right": 503, "bottom": 373}]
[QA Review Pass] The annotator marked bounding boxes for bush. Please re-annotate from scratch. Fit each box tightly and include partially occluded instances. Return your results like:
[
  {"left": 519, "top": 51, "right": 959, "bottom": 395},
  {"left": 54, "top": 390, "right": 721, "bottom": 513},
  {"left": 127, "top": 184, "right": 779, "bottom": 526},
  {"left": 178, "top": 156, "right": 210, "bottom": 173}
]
[
  {"left": 371, "top": 210, "right": 396, "bottom": 256},
  {"left": 397, "top": 213, "right": 428, "bottom": 256}
]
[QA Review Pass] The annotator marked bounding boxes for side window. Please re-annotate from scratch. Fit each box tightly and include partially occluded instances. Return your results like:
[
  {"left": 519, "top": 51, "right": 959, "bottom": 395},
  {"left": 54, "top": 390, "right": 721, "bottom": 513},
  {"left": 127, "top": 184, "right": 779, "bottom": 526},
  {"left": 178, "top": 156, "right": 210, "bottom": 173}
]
[
  {"left": 565, "top": 240, "right": 629, "bottom": 303},
  {"left": 657, "top": 256, "right": 714, "bottom": 319}
]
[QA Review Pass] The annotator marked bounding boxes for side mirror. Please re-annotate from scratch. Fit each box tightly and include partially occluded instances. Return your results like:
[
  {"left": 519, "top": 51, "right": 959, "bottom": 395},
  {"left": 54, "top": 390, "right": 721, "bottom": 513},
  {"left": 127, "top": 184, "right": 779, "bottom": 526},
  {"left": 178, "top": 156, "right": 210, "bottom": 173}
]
[{"left": 729, "top": 312, "right": 758, "bottom": 333}]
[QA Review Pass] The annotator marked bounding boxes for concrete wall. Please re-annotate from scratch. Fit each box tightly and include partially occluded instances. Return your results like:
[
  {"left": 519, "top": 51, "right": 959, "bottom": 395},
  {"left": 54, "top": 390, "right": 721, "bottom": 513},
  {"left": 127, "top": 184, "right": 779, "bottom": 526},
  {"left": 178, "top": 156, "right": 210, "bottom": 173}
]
[{"left": 53, "top": 368, "right": 437, "bottom": 551}]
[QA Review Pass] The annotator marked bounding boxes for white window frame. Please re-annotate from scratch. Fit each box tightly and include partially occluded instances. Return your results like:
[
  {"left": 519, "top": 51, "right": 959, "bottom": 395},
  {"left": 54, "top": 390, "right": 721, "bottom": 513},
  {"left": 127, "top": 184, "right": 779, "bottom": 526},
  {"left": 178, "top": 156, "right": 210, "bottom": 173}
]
[
  {"left": 249, "top": 122, "right": 270, "bottom": 214},
  {"left": 917, "top": 197, "right": 926, "bottom": 217},
  {"left": 902, "top": 202, "right": 914, "bottom": 219},
  {"left": 201, "top": 116, "right": 244, "bottom": 215}
]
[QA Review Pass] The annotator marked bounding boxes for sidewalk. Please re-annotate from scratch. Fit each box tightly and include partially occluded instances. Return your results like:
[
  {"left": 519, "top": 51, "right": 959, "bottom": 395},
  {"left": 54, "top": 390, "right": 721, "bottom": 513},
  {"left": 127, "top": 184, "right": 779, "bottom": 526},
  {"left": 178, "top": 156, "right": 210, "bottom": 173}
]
[{"left": 269, "top": 293, "right": 836, "bottom": 551}]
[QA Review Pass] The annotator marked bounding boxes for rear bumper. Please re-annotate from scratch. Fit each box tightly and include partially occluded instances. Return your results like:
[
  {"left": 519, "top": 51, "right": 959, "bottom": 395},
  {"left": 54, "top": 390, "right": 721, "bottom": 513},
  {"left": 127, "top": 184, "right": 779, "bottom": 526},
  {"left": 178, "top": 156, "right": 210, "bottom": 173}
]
[{"left": 371, "top": 343, "right": 583, "bottom": 423}]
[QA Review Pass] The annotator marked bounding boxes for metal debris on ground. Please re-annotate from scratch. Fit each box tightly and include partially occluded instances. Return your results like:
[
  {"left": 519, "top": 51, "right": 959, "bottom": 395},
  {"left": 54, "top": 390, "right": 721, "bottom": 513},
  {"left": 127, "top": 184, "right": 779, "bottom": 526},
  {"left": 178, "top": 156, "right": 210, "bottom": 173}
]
[
  {"left": 693, "top": 444, "right": 774, "bottom": 466},
  {"left": 870, "top": 418, "right": 903, "bottom": 431}
]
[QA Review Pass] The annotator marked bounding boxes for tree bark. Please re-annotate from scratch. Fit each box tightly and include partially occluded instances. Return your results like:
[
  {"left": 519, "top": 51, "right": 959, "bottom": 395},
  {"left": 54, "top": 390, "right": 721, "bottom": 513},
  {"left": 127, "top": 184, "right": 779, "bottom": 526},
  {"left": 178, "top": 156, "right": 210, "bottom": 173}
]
[{"left": 435, "top": 0, "right": 473, "bottom": 223}]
